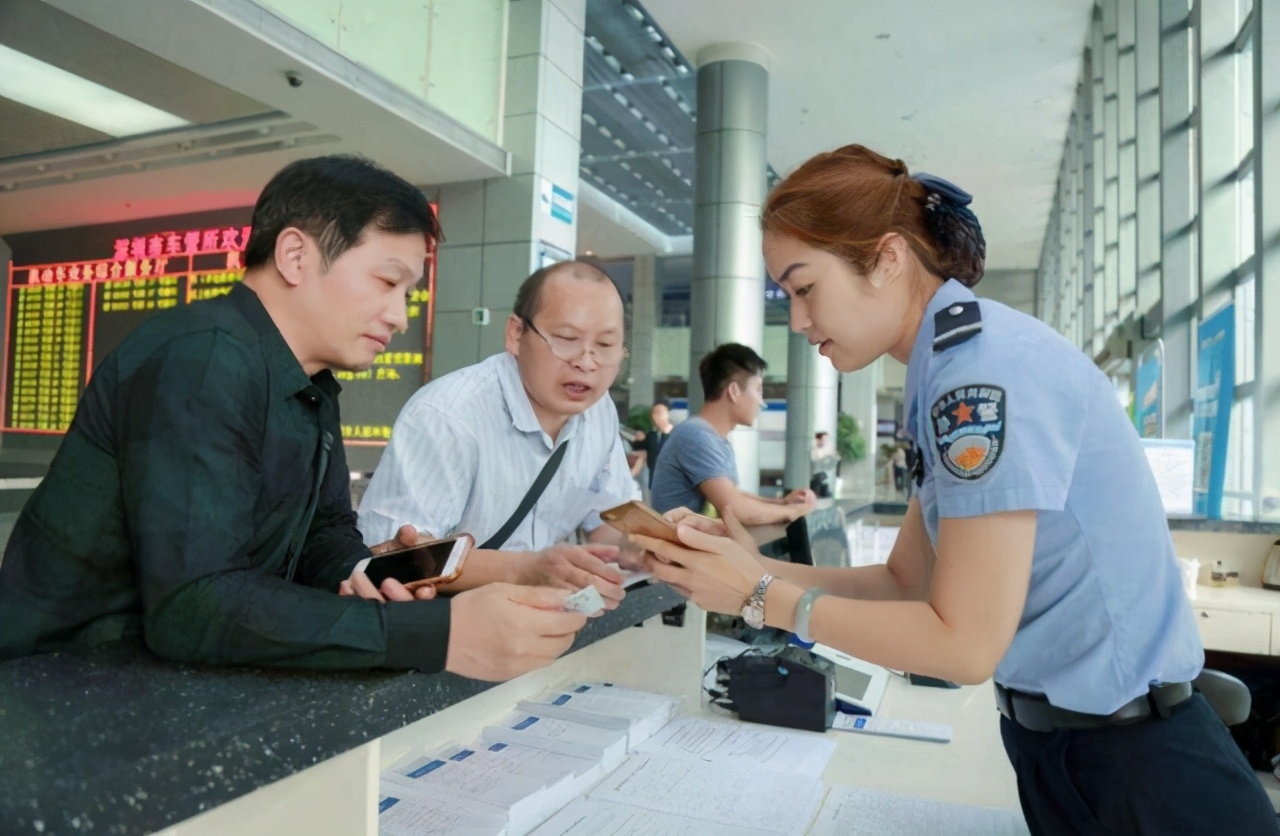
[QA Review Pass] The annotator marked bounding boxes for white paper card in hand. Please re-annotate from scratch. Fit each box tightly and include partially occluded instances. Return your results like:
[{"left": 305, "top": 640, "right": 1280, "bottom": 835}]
[{"left": 563, "top": 585, "right": 605, "bottom": 614}]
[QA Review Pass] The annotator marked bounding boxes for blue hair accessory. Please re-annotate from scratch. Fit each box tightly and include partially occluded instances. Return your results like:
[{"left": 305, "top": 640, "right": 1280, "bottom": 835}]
[{"left": 913, "top": 173, "right": 972, "bottom": 208}]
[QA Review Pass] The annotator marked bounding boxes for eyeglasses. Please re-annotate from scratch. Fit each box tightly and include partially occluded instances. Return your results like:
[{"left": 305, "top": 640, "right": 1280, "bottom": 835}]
[{"left": 521, "top": 316, "right": 629, "bottom": 366}]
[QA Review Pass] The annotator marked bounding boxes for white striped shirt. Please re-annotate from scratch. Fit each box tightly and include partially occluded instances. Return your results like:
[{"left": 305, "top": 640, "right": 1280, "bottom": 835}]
[{"left": 358, "top": 352, "right": 639, "bottom": 551}]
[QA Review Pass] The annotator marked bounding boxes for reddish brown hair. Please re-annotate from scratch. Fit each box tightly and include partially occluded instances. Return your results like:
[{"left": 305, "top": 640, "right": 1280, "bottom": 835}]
[{"left": 761, "top": 144, "right": 985, "bottom": 287}]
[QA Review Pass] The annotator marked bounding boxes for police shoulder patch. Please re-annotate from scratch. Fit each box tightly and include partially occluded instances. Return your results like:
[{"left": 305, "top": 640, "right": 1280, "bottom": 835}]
[{"left": 930, "top": 384, "right": 1006, "bottom": 480}]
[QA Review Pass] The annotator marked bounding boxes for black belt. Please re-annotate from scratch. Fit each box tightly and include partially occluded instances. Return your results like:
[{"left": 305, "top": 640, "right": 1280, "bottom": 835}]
[{"left": 994, "top": 681, "right": 1194, "bottom": 732}]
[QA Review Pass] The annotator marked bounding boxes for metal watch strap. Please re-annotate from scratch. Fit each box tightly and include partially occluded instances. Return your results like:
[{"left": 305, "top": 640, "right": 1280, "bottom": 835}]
[
  {"left": 792, "top": 587, "right": 824, "bottom": 643},
  {"left": 742, "top": 573, "right": 774, "bottom": 629}
]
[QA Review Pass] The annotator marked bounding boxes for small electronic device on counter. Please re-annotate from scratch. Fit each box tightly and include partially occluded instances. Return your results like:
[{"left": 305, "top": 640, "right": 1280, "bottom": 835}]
[{"left": 719, "top": 645, "right": 835, "bottom": 732}]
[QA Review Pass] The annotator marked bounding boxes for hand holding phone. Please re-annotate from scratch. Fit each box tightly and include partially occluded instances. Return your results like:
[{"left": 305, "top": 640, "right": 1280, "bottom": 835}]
[
  {"left": 353, "top": 534, "right": 473, "bottom": 591},
  {"left": 600, "top": 500, "right": 682, "bottom": 544}
]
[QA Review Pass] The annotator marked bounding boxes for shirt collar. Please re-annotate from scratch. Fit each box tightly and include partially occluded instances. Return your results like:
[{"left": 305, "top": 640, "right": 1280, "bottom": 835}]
[
  {"left": 227, "top": 283, "right": 339, "bottom": 401},
  {"left": 496, "top": 352, "right": 580, "bottom": 446},
  {"left": 903, "top": 279, "right": 975, "bottom": 427}
]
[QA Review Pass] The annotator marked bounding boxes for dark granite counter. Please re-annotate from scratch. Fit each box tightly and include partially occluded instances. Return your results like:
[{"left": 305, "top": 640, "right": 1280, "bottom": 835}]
[{"left": 0, "top": 582, "right": 684, "bottom": 835}]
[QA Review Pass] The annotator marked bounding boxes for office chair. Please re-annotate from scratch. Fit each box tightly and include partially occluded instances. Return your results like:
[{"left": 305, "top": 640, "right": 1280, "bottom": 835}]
[{"left": 1194, "top": 669, "right": 1252, "bottom": 726}]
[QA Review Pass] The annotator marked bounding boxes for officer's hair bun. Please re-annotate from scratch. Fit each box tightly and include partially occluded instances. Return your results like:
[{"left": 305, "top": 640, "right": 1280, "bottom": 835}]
[{"left": 763, "top": 144, "right": 986, "bottom": 288}]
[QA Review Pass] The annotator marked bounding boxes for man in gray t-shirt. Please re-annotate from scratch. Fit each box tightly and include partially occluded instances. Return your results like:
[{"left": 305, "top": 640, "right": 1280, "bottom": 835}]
[
  {"left": 650, "top": 417, "right": 738, "bottom": 513},
  {"left": 650, "top": 344, "right": 815, "bottom": 524}
]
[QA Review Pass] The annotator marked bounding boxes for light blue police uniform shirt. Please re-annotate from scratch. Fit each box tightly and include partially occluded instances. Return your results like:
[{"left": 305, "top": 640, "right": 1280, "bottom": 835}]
[
  {"left": 649, "top": 417, "right": 738, "bottom": 514},
  {"left": 904, "top": 279, "right": 1203, "bottom": 715}
]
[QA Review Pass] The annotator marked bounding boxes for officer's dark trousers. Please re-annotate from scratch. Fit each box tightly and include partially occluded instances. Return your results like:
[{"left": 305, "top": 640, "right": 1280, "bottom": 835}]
[{"left": 1000, "top": 693, "right": 1278, "bottom": 835}]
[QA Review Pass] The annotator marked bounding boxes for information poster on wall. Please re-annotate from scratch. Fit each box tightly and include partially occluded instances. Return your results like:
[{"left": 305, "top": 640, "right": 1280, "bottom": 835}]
[
  {"left": 1133, "top": 339, "right": 1163, "bottom": 439},
  {"left": 1191, "top": 304, "right": 1234, "bottom": 518}
]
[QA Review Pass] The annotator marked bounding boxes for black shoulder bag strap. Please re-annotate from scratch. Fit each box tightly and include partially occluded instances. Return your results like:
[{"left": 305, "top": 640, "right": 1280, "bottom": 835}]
[{"left": 480, "top": 441, "right": 569, "bottom": 550}]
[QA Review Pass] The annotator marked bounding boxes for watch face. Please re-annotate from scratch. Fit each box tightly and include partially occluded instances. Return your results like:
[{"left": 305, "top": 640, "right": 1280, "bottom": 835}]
[{"left": 742, "top": 603, "right": 764, "bottom": 628}]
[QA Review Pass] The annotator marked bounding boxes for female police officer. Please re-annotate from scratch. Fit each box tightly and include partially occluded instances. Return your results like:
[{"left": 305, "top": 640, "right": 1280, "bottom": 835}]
[{"left": 634, "top": 144, "right": 1277, "bottom": 834}]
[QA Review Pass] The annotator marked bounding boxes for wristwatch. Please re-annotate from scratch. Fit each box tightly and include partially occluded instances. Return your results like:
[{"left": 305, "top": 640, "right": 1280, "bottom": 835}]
[{"left": 741, "top": 574, "right": 774, "bottom": 629}]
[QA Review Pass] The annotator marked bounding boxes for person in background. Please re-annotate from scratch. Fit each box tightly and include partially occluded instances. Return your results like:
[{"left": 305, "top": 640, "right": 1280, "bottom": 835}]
[
  {"left": 891, "top": 444, "right": 908, "bottom": 494},
  {"left": 634, "top": 143, "right": 1276, "bottom": 835},
  {"left": 358, "top": 261, "right": 641, "bottom": 601},
  {"left": 649, "top": 343, "right": 815, "bottom": 524},
  {"left": 810, "top": 430, "right": 835, "bottom": 463},
  {"left": 0, "top": 155, "right": 586, "bottom": 682},
  {"left": 631, "top": 400, "right": 676, "bottom": 489}
]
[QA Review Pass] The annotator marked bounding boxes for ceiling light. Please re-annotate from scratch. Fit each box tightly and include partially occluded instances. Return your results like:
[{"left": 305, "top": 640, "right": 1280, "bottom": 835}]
[
  {"left": 612, "top": 91, "right": 629, "bottom": 106},
  {"left": 674, "top": 62, "right": 689, "bottom": 75},
  {"left": 613, "top": 137, "right": 626, "bottom": 149},
  {"left": 0, "top": 44, "right": 188, "bottom": 137},
  {"left": 623, "top": 3, "right": 644, "bottom": 22},
  {"left": 587, "top": 35, "right": 605, "bottom": 52},
  {"left": 605, "top": 54, "right": 622, "bottom": 72},
  {"left": 583, "top": 113, "right": 598, "bottom": 126},
  {"left": 661, "top": 46, "right": 676, "bottom": 60}
]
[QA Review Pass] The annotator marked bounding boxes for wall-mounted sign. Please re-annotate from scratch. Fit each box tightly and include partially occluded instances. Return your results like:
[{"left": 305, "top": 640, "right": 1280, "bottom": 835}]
[
  {"left": 540, "top": 180, "right": 575, "bottom": 224},
  {"left": 1191, "top": 304, "right": 1234, "bottom": 519},
  {"left": 1133, "top": 339, "right": 1164, "bottom": 439}
]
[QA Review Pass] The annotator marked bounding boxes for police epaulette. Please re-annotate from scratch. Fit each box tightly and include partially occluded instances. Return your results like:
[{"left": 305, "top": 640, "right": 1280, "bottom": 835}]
[{"left": 932, "top": 301, "right": 982, "bottom": 352}]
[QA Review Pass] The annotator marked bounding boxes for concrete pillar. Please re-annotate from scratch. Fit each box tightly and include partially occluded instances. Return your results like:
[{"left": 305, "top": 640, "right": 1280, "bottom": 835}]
[
  {"left": 839, "top": 362, "right": 878, "bottom": 506},
  {"left": 430, "top": 0, "right": 586, "bottom": 378},
  {"left": 628, "top": 254, "right": 657, "bottom": 411},
  {"left": 783, "top": 335, "right": 838, "bottom": 491},
  {"left": 1258, "top": 0, "right": 1280, "bottom": 520},
  {"left": 690, "top": 43, "right": 768, "bottom": 492}
]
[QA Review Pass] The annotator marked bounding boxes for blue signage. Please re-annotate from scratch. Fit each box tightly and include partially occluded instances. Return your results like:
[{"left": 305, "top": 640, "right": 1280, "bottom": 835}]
[
  {"left": 1134, "top": 340, "right": 1163, "bottom": 439},
  {"left": 540, "top": 181, "right": 575, "bottom": 224},
  {"left": 1192, "top": 304, "right": 1235, "bottom": 518}
]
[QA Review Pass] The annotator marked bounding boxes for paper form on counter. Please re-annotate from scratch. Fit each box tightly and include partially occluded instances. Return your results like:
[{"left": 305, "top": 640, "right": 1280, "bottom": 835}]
[
  {"left": 483, "top": 711, "right": 628, "bottom": 771},
  {"left": 528, "top": 797, "right": 782, "bottom": 836},
  {"left": 517, "top": 683, "right": 680, "bottom": 749},
  {"left": 383, "top": 741, "right": 583, "bottom": 835},
  {"left": 635, "top": 716, "right": 835, "bottom": 778},
  {"left": 376, "top": 780, "right": 508, "bottom": 836},
  {"left": 586, "top": 752, "right": 823, "bottom": 835},
  {"left": 807, "top": 786, "right": 1029, "bottom": 836}
]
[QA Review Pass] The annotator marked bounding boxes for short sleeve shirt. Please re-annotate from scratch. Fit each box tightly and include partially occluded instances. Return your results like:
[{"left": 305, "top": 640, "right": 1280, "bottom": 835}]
[
  {"left": 649, "top": 418, "right": 738, "bottom": 514},
  {"left": 903, "top": 280, "right": 1203, "bottom": 715}
]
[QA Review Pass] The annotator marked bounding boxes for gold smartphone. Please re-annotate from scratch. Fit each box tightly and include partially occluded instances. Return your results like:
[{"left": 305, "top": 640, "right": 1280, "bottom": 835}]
[
  {"left": 600, "top": 500, "right": 682, "bottom": 543},
  {"left": 354, "top": 534, "right": 473, "bottom": 590}
]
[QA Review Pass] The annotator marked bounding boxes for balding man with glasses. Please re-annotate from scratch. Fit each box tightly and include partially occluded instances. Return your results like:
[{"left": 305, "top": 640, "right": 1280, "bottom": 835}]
[{"left": 358, "top": 262, "right": 640, "bottom": 609}]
